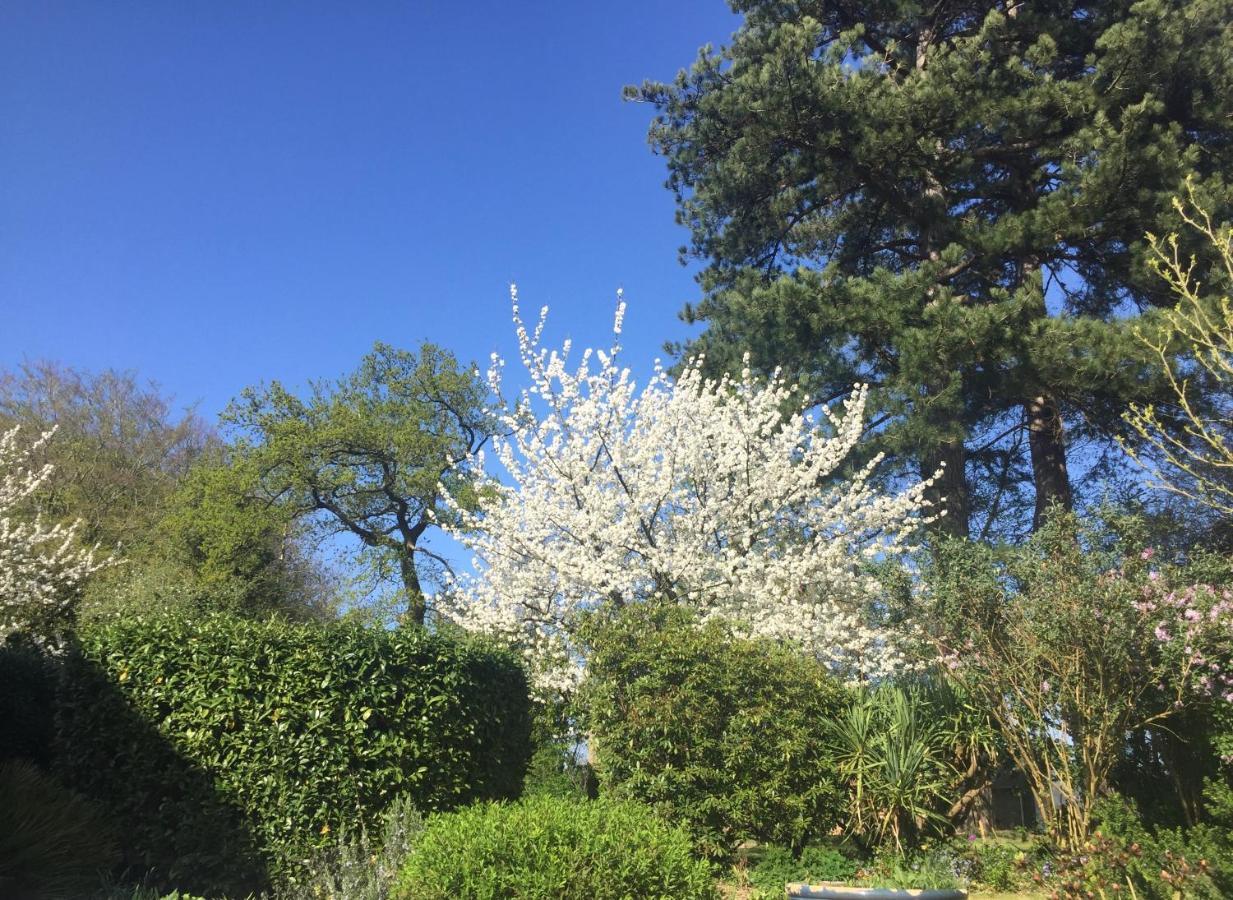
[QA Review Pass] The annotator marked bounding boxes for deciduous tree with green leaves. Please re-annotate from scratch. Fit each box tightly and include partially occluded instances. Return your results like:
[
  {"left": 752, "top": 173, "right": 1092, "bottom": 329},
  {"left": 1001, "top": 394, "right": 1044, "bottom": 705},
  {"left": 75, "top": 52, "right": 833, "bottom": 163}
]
[
  {"left": 630, "top": 0, "right": 1233, "bottom": 538},
  {"left": 0, "top": 361, "right": 213, "bottom": 552},
  {"left": 224, "top": 342, "right": 490, "bottom": 625},
  {"left": 1125, "top": 182, "right": 1233, "bottom": 516}
]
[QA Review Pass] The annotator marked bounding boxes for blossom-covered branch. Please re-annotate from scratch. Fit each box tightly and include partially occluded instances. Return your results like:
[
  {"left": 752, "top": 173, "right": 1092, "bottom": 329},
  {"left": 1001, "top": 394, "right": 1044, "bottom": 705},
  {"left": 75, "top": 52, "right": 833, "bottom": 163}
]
[
  {"left": 441, "top": 288, "right": 939, "bottom": 692},
  {"left": 1, "top": 426, "right": 112, "bottom": 643}
]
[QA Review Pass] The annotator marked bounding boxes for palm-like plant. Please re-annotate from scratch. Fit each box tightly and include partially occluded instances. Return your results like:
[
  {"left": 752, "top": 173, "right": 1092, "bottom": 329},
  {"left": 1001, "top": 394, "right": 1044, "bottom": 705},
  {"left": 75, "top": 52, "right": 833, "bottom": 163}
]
[{"left": 824, "top": 686, "right": 955, "bottom": 852}]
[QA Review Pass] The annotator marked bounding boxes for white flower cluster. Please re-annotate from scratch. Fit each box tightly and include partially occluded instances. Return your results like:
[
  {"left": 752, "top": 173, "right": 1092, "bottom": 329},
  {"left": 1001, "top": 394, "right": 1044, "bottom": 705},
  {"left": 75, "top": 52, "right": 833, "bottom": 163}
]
[
  {"left": 0, "top": 426, "right": 111, "bottom": 643},
  {"left": 442, "top": 289, "right": 938, "bottom": 693}
]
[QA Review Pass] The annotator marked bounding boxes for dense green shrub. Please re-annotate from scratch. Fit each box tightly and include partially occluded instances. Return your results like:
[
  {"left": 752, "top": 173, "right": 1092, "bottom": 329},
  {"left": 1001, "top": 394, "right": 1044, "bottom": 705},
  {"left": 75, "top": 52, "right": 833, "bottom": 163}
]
[
  {"left": 579, "top": 602, "right": 848, "bottom": 860},
  {"left": 747, "top": 846, "right": 859, "bottom": 899},
  {"left": 859, "top": 850, "right": 965, "bottom": 890},
  {"left": 0, "top": 759, "right": 119, "bottom": 899},
  {"left": 949, "top": 838, "right": 1043, "bottom": 893},
  {"left": 55, "top": 612, "right": 532, "bottom": 895},
  {"left": 1205, "top": 700, "right": 1233, "bottom": 826},
  {"left": 1047, "top": 795, "right": 1233, "bottom": 899},
  {"left": 391, "top": 795, "right": 718, "bottom": 900}
]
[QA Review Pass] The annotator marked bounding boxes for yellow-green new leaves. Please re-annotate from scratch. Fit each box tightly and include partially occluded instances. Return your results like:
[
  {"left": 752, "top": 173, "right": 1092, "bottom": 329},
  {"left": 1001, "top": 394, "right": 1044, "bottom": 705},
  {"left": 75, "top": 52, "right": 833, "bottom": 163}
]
[{"left": 1124, "top": 184, "right": 1233, "bottom": 516}]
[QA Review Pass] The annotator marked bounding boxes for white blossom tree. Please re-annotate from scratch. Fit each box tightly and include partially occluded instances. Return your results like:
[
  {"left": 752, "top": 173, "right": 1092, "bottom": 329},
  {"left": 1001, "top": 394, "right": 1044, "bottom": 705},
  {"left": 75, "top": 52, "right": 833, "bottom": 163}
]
[
  {"left": 441, "top": 289, "right": 940, "bottom": 693},
  {"left": 1, "top": 426, "right": 111, "bottom": 643}
]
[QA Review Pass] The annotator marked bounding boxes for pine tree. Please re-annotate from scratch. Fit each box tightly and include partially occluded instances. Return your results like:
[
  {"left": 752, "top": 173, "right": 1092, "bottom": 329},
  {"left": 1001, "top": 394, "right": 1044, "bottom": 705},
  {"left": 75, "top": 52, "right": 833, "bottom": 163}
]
[{"left": 630, "top": 0, "right": 1233, "bottom": 537}]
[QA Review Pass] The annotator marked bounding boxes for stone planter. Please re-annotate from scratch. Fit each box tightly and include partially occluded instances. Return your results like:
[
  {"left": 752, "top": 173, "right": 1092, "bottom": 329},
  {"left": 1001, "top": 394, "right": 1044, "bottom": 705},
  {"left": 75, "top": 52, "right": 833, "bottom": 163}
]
[{"left": 786, "top": 883, "right": 968, "bottom": 900}]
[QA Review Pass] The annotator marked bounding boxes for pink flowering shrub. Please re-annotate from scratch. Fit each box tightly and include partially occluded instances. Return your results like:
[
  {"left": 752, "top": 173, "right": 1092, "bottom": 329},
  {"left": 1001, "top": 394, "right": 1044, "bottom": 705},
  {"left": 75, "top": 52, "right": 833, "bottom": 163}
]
[
  {"left": 926, "top": 515, "right": 1233, "bottom": 851},
  {"left": 1136, "top": 575, "right": 1233, "bottom": 704}
]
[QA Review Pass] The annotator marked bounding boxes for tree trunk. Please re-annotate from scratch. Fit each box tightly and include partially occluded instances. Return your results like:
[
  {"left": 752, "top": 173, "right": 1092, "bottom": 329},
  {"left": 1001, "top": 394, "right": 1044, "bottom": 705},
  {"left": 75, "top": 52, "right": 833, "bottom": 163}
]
[
  {"left": 922, "top": 438, "right": 970, "bottom": 539},
  {"left": 400, "top": 553, "right": 427, "bottom": 626},
  {"left": 1026, "top": 393, "right": 1072, "bottom": 529},
  {"left": 1015, "top": 250, "right": 1073, "bottom": 531}
]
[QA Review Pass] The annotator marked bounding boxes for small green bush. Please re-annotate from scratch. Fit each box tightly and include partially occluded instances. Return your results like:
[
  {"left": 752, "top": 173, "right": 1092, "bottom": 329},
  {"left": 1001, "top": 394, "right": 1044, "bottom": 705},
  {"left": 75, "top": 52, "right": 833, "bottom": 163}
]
[
  {"left": 391, "top": 795, "right": 718, "bottom": 900},
  {"left": 0, "top": 759, "right": 119, "bottom": 899},
  {"left": 276, "top": 792, "right": 423, "bottom": 900},
  {"left": 748, "top": 846, "right": 859, "bottom": 899},
  {"left": 949, "top": 838, "right": 1041, "bottom": 892},
  {"left": 1049, "top": 795, "right": 1233, "bottom": 899},
  {"left": 55, "top": 612, "right": 533, "bottom": 895},
  {"left": 859, "top": 850, "right": 965, "bottom": 890},
  {"left": 579, "top": 602, "right": 849, "bottom": 860}
]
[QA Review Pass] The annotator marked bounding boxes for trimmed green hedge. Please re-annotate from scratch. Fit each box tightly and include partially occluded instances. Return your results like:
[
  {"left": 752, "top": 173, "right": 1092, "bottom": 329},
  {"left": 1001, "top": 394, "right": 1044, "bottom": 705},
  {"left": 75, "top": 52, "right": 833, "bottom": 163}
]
[
  {"left": 0, "top": 643, "right": 56, "bottom": 767},
  {"left": 580, "top": 602, "right": 849, "bottom": 860},
  {"left": 55, "top": 613, "right": 532, "bottom": 896},
  {"left": 391, "top": 795, "right": 719, "bottom": 900}
]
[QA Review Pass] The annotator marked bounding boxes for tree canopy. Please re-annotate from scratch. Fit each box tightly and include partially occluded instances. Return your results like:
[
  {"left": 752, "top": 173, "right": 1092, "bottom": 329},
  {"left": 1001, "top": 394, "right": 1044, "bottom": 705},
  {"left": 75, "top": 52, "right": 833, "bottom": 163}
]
[
  {"left": 630, "top": 0, "right": 1233, "bottom": 538},
  {"left": 224, "top": 342, "right": 491, "bottom": 625}
]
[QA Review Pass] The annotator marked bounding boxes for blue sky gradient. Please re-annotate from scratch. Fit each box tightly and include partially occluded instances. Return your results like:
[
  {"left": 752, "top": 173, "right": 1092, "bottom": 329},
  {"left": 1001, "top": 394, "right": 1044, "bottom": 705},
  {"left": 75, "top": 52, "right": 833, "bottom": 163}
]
[{"left": 2, "top": 1, "right": 741, "bottom": 419}]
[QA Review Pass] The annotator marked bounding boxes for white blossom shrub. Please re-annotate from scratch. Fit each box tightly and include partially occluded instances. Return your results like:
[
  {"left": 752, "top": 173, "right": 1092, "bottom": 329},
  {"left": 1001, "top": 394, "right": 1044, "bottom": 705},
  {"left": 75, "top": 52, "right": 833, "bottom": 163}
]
[
  {"left": 441, "top": 289, "right": 939, "bottom": 693},
  {"left": 0, "top": 427, "right": 111, "bottom": 643}
]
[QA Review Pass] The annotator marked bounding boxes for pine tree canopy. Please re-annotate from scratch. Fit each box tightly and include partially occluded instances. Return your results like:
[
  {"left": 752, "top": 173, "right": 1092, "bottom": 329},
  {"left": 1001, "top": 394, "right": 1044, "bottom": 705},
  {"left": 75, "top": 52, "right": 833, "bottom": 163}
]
[{"left": 630, "top": 0, "right": 1233, "bottom": 538}]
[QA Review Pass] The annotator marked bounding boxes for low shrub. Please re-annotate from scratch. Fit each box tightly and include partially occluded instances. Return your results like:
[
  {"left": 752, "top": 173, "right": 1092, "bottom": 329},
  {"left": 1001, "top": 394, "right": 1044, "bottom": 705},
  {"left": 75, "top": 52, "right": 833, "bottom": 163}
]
[
  {"left": 55, "top": 612, "right": 533, "bottom": 895},
  {"left": 747, "top": 845, "right": 860, "bottom": 899},
  {"left": 580, "top": 602, "right": 848, "bottom": 860},
  {"left": 0, "top": 759, "right": 119, "bottom": 899},
  {"left": 950, "top": 837, "right": 1043, "bottom": 892},
  {"left": 390, "top": 795, "right": 719, "bottom": 900},
  {"left": 276, "top": 792, "right": 423, "bottom": 900},
  {"left": 1048, "top": 795, "right": 1233, "bottom": 899},
  {"left": 859, "top": 849, "right": 965, "bottom": 890}
]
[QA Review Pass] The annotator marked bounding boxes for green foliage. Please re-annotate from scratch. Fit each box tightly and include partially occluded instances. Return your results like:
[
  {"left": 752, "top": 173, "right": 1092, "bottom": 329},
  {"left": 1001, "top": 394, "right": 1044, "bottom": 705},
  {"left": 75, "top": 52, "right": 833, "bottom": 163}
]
[
  {"left": 632, "top": 0, "right": 1233, "bottom": 537},
  {"left": 0, "top": 360, "right": 212, "bottom": 553},
  {"left": 522, "top": 740, "right": 593, "bottom": 801},
  {"left": 390, "top": 795, "right": 719, "bottom": 900},
  {"left": 1204, "top": 700, "right": 1233, "bottom": 826},
  {"left": 747, "top": 846, "right": 859, "bottom": 899},
  {"left": 80, "top": 556, "right": 330, "bottom": 627},
  {"left": 521, "top": 700, "right": 593, "bottom": 800},
  {"left": 859, "top": 849, "right": 965, "bottom": 890},
  {"left": 579, "top": 602, "right": 848, "bottom": 860},
  {"left": 926, "top": 514, "right": 1222, "bottom": 850},
  {"left": 273, "top": 792, "right": 424, "bottom": 900},
  {"left": 55, "top": 612, "right": 532, "bottom": 896},
  {"left": 223, "top": 341, "right": 491, "bottom": 623},
  {"left": 950, "top": 838, "right": 1044, "bottom": 893},
  {"left": 0, "top": 759, "right": 119, "bottom": 900},
  {"left": 149, "top": 456, "right": 332, "bottom": 620},
  {"left": 824, "top": 683, "right": 993, "bottom": 852},
  {"left": 1050, "top": 795, "right": 1233, "bottom": 898}
]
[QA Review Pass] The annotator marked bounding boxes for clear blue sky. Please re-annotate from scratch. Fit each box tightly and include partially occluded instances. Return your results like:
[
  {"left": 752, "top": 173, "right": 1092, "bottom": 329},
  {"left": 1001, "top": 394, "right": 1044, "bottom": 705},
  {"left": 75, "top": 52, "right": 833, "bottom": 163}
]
[{"left": 1, "top": 1, "right": 741, "bottom": 420}]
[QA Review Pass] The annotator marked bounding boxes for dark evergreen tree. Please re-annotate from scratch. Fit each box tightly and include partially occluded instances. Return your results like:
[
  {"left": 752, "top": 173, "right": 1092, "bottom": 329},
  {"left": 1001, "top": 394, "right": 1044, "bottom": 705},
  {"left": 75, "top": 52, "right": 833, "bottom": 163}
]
[{"left": 630, "top": 0, "right": 1233, "bottom": 537}]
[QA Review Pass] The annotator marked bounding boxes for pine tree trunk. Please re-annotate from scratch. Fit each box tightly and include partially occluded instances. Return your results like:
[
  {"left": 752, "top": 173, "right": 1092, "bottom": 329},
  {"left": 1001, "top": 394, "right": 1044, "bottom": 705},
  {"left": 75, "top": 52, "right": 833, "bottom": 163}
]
[
  {"left": 922, "top": 439, "right": 970, "bottom": 539},
  {"left": 1016, "top": 250, "right": 1073, "bottom": 531},
  {"left": 1026, "top": 393, "right": 1072, "bottom": 529}
]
